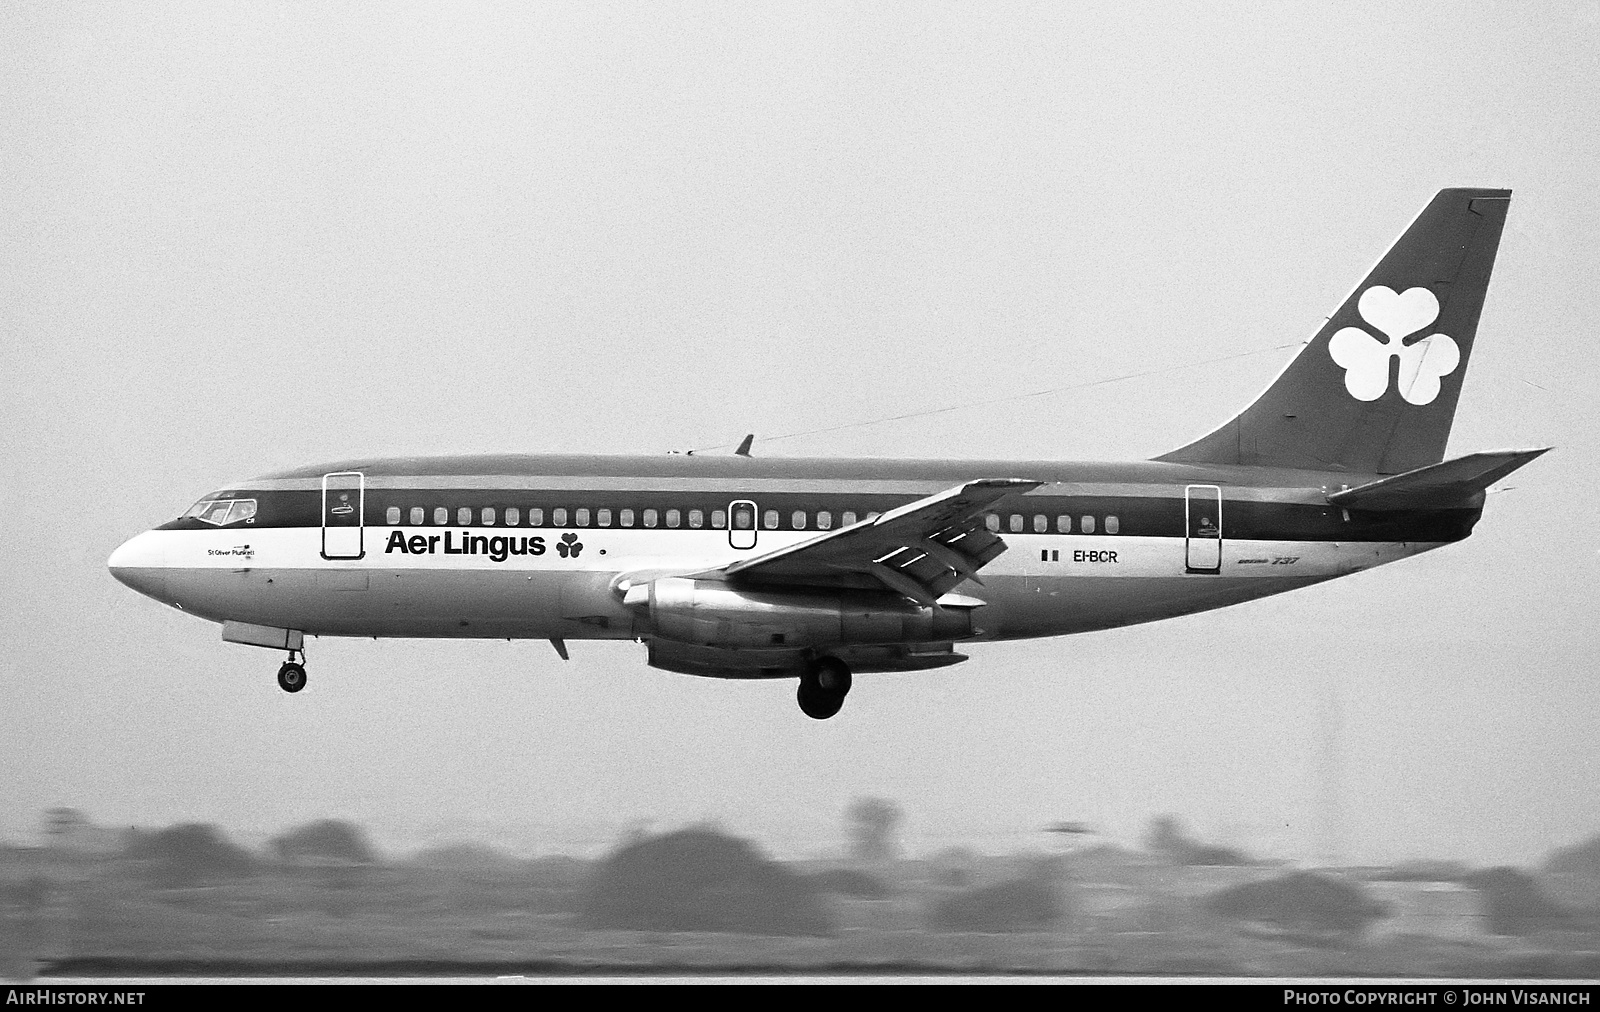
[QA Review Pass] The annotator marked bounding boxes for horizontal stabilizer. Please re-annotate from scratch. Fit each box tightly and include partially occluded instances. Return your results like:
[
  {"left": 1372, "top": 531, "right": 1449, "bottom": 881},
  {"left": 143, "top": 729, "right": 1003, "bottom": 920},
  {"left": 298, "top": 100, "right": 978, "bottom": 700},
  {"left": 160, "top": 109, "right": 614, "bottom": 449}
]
[{"left": 1327, "top": 448, "right": 1549, "bottom": 511}]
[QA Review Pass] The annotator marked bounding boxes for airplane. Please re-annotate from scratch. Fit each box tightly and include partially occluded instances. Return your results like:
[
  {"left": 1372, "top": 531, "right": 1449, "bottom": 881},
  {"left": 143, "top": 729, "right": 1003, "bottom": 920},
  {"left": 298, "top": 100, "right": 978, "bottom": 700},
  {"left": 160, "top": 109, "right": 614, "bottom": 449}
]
[{"left": 108, "top": 187, "right": 1546, "bottom": 719}]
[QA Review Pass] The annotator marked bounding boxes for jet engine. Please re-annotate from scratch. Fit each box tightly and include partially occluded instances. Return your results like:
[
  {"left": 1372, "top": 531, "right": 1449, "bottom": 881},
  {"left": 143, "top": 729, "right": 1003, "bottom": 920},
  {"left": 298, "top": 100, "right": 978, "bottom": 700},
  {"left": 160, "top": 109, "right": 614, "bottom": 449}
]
[{"left": 621, "top": 577, "right": 978, "bottom": 650}]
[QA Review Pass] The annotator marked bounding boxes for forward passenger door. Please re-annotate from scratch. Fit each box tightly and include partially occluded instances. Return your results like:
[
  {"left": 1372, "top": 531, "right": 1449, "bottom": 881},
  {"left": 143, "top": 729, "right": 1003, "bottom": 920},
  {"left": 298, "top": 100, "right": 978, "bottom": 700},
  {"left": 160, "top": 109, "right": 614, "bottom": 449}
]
[{"left": 322, "top": 471, "right": 365, "bottom": 560}]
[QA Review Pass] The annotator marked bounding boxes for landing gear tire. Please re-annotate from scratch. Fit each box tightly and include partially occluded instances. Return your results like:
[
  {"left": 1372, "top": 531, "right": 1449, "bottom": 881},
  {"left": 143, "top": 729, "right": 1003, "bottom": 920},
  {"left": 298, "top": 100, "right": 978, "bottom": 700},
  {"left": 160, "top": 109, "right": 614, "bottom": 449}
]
[
  {"left": 813, "top": 657, "right": 852, "bottom": 696},
  {"left": 277, "top": 661, "right": 307, "bottom": 693},
  {"left": 797, "top": 657, "right": 852, "bottom": 719},
  {"left": 797, "top": 681, "right": 843, "bottom": 719}
]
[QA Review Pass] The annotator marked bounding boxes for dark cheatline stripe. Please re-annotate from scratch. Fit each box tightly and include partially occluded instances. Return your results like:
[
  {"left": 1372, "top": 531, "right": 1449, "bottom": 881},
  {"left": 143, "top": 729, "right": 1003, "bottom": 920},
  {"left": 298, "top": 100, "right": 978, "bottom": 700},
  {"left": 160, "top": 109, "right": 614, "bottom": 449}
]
[{"left": 156, "top": 487, "right": 1480, "bottom": 543}]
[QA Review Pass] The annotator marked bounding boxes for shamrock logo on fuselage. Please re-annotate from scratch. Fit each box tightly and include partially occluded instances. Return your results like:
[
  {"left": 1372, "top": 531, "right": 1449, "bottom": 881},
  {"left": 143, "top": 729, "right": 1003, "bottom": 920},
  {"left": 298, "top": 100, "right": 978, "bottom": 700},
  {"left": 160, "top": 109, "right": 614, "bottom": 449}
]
[{"left": 556, "top": 532, "right": 583, "bottom": 559}]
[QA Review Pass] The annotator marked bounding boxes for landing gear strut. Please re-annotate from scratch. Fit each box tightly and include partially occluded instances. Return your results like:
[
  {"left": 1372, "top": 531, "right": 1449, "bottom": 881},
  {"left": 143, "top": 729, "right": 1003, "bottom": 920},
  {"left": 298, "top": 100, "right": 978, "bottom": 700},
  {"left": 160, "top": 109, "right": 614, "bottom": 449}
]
[
  {"left": 797, "top": 657, "right": 852, "bottom": 719},
  {"left": 277, "top": 649, "right": 307, "bottom": 693}
]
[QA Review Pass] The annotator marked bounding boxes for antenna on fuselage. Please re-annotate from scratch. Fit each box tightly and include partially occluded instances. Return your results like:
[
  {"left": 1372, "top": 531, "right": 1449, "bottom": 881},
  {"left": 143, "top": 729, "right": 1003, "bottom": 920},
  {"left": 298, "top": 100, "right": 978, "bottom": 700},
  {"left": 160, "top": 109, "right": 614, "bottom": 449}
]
[{"left": 682, "top": 434, "right": 755, "bottom": 457}]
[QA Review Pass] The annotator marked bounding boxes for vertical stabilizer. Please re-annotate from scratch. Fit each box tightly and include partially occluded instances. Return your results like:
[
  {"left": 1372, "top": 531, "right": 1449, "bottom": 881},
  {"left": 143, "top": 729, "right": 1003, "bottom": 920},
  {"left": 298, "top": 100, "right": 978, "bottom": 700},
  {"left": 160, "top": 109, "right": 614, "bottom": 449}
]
[{"left": 1158, "top": 188, "right": 1510, "bottom": 474}]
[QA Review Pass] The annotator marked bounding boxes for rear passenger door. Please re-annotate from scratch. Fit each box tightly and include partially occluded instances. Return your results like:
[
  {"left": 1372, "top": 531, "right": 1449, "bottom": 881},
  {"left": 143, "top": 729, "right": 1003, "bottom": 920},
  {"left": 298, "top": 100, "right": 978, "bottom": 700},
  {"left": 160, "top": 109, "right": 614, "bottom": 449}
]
[{"left": 1184, "top": 484, "right": 1222, "bottom": 573}]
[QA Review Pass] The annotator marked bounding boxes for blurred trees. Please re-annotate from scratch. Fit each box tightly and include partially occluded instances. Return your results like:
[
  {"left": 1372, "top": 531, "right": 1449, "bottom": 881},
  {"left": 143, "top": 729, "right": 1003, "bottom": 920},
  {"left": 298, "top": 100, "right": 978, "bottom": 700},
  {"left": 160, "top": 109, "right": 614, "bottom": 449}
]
[
  {"left": 1546, "top": 836, "right": 1600, "bottom": 878},
  {"left": 579, "top": 827, "right": 833, "bottom": 935},
  {"left": 122, "top": 823, "right": 257, "bottom": 888},
  {"left": 32, "top": 803, "right": 1600, "bottom": 969},
  {"left": 1208, "top": 871, "right": 1387, "bottom": 937},
  {"left": 930, "top": 875, "right": 1063, "bottom": 932},
  {"left": 1542, "top": 835, "right": 1600, "bottom": 911},
  {"left": 847, "top": 797, "right": 902, "bottom": 862},
  {"left": 269, "top": 819, "right": 377, "bottom": 866},
  {"left": 1466, "top": 867, "right": 1572, "bottom": 936}
]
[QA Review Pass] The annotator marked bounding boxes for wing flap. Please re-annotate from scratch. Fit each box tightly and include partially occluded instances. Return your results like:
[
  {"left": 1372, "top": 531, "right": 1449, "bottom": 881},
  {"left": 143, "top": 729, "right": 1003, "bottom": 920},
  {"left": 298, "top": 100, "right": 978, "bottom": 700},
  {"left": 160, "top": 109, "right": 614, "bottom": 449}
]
[
  {"left": 710, "top": 477, "right": 1041, "bottom": 600},
  {"left": 1327, "top": 448, "right": 1549, "bottom": 511}
]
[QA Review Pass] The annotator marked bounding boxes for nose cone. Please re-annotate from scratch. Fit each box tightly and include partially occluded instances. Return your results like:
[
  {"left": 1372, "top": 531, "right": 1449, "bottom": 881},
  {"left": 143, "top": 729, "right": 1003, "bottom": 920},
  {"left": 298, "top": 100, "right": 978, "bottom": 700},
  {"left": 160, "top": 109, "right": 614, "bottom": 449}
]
[{"left": 109, "top": 531, "right": 168, "bottom": 600}]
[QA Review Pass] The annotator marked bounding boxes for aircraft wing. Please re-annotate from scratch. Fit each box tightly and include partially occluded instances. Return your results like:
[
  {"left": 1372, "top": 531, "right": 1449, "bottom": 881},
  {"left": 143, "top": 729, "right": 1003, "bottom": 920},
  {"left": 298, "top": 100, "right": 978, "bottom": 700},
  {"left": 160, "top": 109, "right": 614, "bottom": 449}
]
[{"left": 703, "top": 478, "right": 1042, "bottom": 605}]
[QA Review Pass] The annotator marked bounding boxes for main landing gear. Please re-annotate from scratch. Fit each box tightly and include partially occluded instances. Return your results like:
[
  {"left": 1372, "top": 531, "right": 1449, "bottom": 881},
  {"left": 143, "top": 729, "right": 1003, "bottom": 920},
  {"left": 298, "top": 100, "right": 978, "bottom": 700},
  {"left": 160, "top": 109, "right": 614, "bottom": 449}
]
[
  {"left": 797, "top": 657, "right": 852, "bottom": 720},
  {"left": 277, "top": 649, "right": 307, "bottom": 694}
]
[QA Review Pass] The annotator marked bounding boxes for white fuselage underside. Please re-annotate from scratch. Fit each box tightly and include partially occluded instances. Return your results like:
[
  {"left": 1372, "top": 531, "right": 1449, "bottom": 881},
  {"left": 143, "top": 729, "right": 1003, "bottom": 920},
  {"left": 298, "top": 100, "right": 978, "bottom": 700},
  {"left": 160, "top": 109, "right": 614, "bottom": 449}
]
[{"left": 110, "top": 526, "right": 1441, "bottom": 643}]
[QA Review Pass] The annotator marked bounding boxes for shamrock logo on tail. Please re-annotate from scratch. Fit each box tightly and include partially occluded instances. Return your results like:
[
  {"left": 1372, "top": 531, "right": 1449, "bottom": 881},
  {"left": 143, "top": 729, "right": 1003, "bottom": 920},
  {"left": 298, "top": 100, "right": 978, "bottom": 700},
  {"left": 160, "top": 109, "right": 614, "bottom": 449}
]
[
  {"left": 556, "top": 532, "right": 583, "bottom": 559},
  {"left": 1328, "top": 286, "right": 1460, "bottom": 405}
]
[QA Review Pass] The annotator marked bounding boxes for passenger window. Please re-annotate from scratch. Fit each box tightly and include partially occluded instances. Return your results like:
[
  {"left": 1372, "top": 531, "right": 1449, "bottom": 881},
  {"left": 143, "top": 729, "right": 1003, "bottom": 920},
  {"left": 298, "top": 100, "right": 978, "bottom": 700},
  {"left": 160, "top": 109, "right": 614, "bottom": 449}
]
[
  {"left": 732, "top": 506, "right": 753, "bottom": 530},
  {"left": 598, "top": 508, "right": 612, "bottom": 527},
  {"left": 792, "top": 510, "right": 807, "bottom": 530},
  {"left": 506, "top": 507, "right": 520, "bottom": 526},
  {"left": 529, "top": 508, "right": 544, "bottom": 527},
  {"left": 842, "top": 511, "right": 858, "bottom": 526},
  {"left": 666, "top": 509, "right": 681, "bottom": 528},
  {"left": 644, "top": 508, "right": 659, "bottom": 528},
  {"left": 411, "top": 507, "right": 425, "bottom": 525},
  {"left": 1081, "top": 515, "right": 1096, "bottom": 534},
  {"left": 1033, "top": 514, "right": 1047, "bottom": 533},
  {"left": 763, "top": 510, "right": 778, "bottom": 530},
  {"left": 576, "top": 508, "right": 590, "bottom": 527},
  {"left": 387, "top": 506, "right": 401, "bottom": 525},
  {"left": 817, "top": 510, "right": 832, "bottom": 530},
  {"left": 985, "top": 513, "right": 1000, "bottom": 532},
  {"left": 553, "top": 507, "right": 568, "bottom": 527},
  {"left": 688, "top": 509, "right": 703, "bottom": 529},
  {"left": 434, "top": 507, "right": 448, "bottom": 525},
  {"left": 482, "top": 507, "right": 495, "bottom": 526},
  {"left": 1106, "top": 515, "right": 1120, "bottom": 535},
  {"left": 1009, "top": 514, "right": 1024, "bottom": 533},
  {"left": 711, "top": 509, "right": 726, "bottom": 529},
  {"left": 620, "top": 508, "right": 634, "bottom": 527},
  {"left": 866, "top": 512, "right": 881, "bottom": 522},
  {"left": 1057, "top": 515, "right": 1070, "bottom": 533},
  {"left": 457, "top": 507, "right": 472, "bottom": 526}
]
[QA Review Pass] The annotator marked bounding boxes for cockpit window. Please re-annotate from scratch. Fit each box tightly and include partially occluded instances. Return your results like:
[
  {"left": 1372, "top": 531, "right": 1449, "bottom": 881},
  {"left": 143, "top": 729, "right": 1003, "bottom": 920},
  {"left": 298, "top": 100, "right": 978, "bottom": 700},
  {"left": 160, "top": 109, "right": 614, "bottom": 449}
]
[{"left": 186, "top": 497, "right": 258, "bottom": 526}]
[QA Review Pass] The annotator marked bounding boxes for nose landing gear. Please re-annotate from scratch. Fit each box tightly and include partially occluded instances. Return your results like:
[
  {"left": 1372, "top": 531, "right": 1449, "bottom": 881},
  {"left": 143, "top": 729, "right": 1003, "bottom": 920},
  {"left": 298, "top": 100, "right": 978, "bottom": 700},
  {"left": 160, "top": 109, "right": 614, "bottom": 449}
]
[
  {"left": 277, "top": 649, "right": 307, "bottom": 693},
  {"left": 797, "top": 657, "right": 851, "bottom": 719}
]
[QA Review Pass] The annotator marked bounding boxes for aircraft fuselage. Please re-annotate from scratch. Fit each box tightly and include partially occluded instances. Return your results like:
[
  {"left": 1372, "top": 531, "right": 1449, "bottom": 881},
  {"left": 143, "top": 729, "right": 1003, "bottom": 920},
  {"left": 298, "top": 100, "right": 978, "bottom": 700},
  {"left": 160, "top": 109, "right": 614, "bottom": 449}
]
[{"left": 109, "top": 452, "right": 1475, "bottom": 655}]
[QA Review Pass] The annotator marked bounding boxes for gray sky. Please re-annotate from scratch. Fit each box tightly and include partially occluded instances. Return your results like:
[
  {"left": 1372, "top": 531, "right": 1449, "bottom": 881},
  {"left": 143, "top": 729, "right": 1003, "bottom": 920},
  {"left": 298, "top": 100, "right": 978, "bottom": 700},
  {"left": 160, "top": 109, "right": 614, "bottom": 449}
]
[{"left": 4, "top": 1, "right": 1597, "bottom": 865}]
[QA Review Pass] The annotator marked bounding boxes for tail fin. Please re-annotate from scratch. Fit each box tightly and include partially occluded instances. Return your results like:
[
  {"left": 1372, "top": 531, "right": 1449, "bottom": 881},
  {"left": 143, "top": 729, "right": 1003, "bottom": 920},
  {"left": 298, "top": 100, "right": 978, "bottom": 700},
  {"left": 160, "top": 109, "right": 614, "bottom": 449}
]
[{"left": 1158, "top": 188, "right": 1511, "bottom": 475}]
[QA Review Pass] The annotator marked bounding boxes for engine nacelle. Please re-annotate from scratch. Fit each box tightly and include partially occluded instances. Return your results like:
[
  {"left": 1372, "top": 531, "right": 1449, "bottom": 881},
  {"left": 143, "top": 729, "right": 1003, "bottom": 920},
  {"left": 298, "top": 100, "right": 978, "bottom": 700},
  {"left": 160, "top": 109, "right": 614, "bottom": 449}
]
[{"left": 624, "top": 577, "right": 976, "bottom": 650}]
